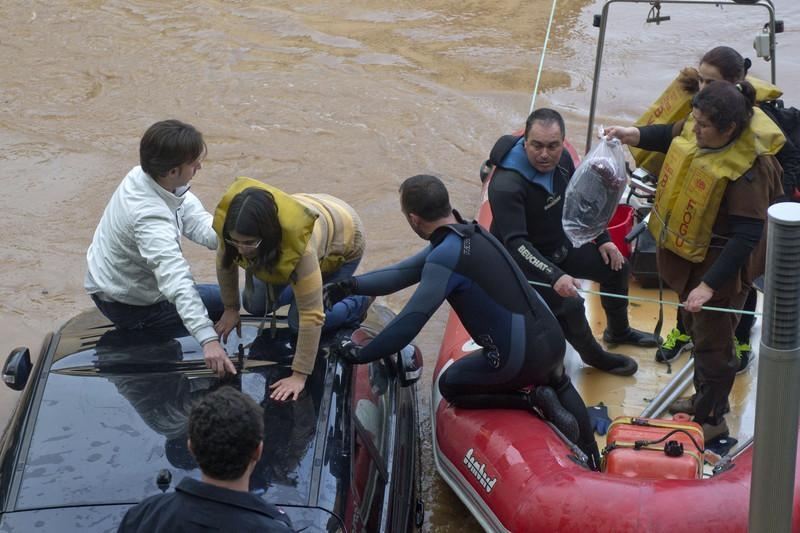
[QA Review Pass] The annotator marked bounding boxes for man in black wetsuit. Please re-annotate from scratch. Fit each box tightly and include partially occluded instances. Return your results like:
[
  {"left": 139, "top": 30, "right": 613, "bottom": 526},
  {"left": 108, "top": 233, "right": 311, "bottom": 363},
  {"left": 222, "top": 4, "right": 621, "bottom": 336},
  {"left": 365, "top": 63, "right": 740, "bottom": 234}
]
[
  {"left": 324, "top": 174, "right": 601, "bottom": 468},
  {"left": 487, "top": 108, "right": 659, "bottom": 377}
]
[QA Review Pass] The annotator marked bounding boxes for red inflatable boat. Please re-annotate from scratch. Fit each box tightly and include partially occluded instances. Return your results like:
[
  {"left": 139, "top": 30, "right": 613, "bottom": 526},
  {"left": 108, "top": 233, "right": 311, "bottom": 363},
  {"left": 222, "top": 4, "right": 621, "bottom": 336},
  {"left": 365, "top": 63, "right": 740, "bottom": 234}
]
[{"left": 431, "top": 144, "right": 800, "bottom": 531}]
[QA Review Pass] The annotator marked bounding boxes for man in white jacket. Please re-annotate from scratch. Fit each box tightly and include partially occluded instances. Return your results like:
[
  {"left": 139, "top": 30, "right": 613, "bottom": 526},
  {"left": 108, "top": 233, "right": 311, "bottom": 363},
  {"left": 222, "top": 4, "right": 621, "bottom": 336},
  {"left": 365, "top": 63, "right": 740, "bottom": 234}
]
[{"left": 86, "top": 120, "right": 235, "bottom": 376}]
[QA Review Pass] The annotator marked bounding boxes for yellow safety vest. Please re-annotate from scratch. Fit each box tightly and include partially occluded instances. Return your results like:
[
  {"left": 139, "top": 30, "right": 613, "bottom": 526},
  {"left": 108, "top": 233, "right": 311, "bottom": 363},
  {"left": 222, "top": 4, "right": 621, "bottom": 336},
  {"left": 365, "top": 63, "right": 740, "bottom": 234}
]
[
  {"left": 213, "top": 177, "right": 318, "bottom": 284},
  {"left": 629, "top": 74, "right": 783, "bottom": 177},
  {"left": 647, "top": 108, "right": 785, "bottom": 263}
]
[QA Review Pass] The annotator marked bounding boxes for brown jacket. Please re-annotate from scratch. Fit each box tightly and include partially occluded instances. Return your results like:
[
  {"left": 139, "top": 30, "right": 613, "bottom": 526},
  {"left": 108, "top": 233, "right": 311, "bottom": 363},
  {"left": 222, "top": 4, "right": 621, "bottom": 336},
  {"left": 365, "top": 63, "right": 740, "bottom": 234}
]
[{"left": 658, "top": 154, "right": 784, "bottom": 298}]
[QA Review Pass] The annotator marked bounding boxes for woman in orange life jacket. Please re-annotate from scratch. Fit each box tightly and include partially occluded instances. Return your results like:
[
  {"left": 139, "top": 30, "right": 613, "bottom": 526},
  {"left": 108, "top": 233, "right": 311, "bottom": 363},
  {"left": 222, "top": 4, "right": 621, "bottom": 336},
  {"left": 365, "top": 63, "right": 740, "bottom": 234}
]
[
  {"left": 606, "top": 80, "right": 784, "bottom": 442},
  {"left": 650, "top": 46, "right": 799, "bottom": 370}
]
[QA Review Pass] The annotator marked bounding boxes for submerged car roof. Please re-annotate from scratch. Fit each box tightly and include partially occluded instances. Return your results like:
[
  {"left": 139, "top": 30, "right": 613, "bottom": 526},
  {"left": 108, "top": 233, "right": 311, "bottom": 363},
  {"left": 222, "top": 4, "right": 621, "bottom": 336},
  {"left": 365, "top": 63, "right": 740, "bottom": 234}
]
[{"left": 6, "top": 310, "right": 333, "bottom": 514}]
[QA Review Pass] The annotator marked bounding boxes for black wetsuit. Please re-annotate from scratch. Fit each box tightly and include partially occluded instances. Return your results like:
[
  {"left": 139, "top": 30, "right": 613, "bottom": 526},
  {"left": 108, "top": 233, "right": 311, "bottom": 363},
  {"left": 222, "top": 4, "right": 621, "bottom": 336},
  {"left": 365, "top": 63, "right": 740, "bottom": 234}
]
[
  {"left": 349, "top": 220, "right": 593, "bottom": 443},
  {"left": 487, "top": 135, "right": 641, "bottom": 368}
]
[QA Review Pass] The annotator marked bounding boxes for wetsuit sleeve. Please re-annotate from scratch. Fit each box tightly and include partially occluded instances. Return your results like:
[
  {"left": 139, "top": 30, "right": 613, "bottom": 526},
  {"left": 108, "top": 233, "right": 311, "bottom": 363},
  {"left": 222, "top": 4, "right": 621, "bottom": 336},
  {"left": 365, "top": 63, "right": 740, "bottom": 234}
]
[
  {"left": 702, "top": 215, "right": 763, "bottom": 290},
  {"left": 357, "top": 246, "right": 456, "bottom": 362},
  {"left": 351, "top": 246, "right": 431, "bottom": 295},
  {"left": 637, "top": 123, "right": 678, "bottom": 153},
  {"left": 488, "top": 172, "right": 564, "bottom": 285}
]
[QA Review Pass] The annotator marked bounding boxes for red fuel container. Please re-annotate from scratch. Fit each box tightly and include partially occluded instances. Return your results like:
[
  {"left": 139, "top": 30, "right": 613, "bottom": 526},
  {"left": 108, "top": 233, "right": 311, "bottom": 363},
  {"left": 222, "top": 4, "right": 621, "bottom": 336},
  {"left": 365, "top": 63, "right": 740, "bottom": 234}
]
[{"left": 603, "top": 417, "right": 704, "bottom": 480}]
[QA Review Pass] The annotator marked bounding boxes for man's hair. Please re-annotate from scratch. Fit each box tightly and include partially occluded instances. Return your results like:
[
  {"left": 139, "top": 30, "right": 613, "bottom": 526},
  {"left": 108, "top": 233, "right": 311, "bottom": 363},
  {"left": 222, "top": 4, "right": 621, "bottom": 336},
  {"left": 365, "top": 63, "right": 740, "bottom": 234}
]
[
  {"left": 221, "top": 187, "right": 282, "bottom": 272},
  {"left": 399, "top": 174, "right": 452, "bottom": 222},
  {"left": 188, "top": 386, "right": 264, "bottom": 480},
  {"left": 524, "top": 108, "right": 566, "bottom": 140},
  {"left": 140, "top": 119, "right": 206, "bottom": 179}
]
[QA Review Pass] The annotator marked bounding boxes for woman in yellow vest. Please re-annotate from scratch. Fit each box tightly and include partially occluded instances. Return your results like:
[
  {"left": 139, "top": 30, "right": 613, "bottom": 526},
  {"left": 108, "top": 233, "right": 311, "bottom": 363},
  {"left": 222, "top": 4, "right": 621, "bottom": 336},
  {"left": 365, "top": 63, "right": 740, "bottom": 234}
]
[
  {"left": 631, "top": 46, "right": 798, "bottom": 370},
  {"left": 606, "top": 80, "right": 784, "bottom": 442},
  {"left": 212, "top": 178, "right": 371, "bottom": 401}
]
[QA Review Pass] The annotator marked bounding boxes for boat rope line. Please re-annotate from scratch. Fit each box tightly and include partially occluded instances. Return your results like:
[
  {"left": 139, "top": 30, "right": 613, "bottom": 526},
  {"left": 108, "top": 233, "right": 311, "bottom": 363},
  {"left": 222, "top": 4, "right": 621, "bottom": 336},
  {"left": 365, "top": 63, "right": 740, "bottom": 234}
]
[
  {"left": 529, "top": 0, "right": 559, "bottom": 114},
  {"left": 527, "top": 280, "right": 762, "bottom": 317}
]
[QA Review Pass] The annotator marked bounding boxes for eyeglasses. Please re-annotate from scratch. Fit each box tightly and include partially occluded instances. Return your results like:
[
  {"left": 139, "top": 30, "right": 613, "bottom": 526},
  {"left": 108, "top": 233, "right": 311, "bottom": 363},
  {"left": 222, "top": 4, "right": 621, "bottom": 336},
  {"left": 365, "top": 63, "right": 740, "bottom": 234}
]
[{"left": 225, "top": 238, "right": 262, "bottom": 250}]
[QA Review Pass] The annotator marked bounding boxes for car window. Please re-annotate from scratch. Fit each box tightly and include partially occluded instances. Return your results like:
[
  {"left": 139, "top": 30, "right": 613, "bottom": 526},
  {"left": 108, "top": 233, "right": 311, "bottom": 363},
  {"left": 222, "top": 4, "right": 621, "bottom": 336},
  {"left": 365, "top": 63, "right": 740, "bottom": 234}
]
[{"left": 350, "top": 359, "right": 391, "bottom": 531}]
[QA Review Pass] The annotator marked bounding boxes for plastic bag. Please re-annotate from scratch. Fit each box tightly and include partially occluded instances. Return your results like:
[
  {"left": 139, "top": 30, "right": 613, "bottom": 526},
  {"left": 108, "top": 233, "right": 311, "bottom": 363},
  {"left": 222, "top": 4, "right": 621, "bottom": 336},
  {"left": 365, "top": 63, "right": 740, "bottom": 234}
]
[{"left": 562, "top": 134, "right": 628, "bottom": 248}]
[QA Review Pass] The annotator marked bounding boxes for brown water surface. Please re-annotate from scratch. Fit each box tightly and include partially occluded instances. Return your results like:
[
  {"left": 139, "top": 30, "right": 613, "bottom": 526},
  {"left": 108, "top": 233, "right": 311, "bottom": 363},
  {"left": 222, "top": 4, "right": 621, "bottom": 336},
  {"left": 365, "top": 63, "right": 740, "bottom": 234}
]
[{"left": 1, "top": 0, "right": 798, "bottom": 530}]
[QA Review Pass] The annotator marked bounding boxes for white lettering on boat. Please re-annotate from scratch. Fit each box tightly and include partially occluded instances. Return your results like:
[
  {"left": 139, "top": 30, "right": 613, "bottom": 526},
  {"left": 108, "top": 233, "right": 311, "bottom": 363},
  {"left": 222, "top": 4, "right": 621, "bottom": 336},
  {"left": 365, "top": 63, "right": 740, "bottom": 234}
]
[{"left": 463, "top": 448, "right": 497, "bottom": 493}]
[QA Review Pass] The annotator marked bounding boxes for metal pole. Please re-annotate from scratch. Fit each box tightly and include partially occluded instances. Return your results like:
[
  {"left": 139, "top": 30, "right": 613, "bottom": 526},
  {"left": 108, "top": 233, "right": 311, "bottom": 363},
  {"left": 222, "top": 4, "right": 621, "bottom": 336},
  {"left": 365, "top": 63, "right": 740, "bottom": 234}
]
[
  {"left": 749, "top": 203, "right": 800, "bottom": 533},
  {"left": 639, "top": 358, "right": 694, "bottom": 418}
]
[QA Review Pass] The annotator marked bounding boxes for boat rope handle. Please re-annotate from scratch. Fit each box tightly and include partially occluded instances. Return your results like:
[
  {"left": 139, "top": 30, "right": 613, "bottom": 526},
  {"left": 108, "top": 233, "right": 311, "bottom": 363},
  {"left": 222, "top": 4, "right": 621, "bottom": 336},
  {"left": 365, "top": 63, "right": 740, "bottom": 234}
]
[
  {"left": 529, "top": 0, "right": 559, "bottom": 114},
  {"left": 527, "top": 280, "right": 762, "bottom": 317}
]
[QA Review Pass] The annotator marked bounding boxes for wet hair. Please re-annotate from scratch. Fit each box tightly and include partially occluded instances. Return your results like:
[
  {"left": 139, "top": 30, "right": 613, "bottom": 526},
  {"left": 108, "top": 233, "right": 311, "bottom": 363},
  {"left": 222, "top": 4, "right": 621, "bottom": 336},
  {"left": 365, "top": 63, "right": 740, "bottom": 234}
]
[
  {"left": 700, "top": 46, "right": 752, "bottom": 83},
  {"left": 188, "top": 386, "right": 264, "bottom": 481},
  {"left": 525, "top": 108, "right": 566, "bottom": 140},
  {"left": 139, "top": 120, "right": 206, "bottom": 179},
  {"left": 692, "top": 80, "right": 756, "bottom": 141},
  {"left": 221, "top": 187, "right": 282, "bottom": 271},
  {"left": 399, "top": 174, "right": 452, "bottom": 222}
]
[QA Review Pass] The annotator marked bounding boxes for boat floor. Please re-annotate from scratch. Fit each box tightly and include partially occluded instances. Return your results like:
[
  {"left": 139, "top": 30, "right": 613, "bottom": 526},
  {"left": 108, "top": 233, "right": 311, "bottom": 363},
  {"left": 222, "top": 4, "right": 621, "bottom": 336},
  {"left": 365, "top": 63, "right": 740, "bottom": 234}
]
[{"left": 568, "top": 279, "right": 758, "bottom": 449}]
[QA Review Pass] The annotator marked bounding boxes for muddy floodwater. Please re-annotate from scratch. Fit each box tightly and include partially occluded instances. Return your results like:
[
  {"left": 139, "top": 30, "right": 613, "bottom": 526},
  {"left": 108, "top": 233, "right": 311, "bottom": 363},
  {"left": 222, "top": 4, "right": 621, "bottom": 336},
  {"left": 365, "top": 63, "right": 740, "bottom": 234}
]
[{"left": 1, "top": 0, "right": 798, "bottom": 530}]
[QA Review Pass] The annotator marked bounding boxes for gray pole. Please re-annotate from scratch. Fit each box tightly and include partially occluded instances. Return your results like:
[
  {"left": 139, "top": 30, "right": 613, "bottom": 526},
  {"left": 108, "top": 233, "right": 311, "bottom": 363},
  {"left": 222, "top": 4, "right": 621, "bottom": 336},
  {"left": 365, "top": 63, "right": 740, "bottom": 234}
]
[{"left": 749, "top": 203, "right": 800, "bottom": 532}]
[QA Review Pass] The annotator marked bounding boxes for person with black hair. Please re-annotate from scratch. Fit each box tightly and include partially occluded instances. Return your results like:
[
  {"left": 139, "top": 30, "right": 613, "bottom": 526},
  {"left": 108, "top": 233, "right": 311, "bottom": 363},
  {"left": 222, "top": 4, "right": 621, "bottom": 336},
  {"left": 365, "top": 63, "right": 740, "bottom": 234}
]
[
  {"left": 118, "top": 386, "right": 293, "bottom": 532},
  {"left": 606, "top": 80, "right": 785, "bottom": 441},
  {"left": 648, "top": 46, "right": 800, "bottom": 368},
  {"left": 486, "top": 108, "right": 658, "bottom": 378},
  {"left": 86, "top": 119, "right": 234, "bottom": 378},
  {"left": 325, "top": 175, "right": 602, "bottom": 470},
  {"left": 213, "top": 178, "right": 372, "bottom": 401}
]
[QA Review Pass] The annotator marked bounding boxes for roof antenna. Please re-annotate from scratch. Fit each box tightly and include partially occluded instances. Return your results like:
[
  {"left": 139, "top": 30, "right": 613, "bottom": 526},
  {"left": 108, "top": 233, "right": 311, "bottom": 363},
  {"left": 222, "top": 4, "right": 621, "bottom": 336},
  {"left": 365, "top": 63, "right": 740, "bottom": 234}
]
[
  {"left": 646, "top": 1, "right": 671, "bottom": 25},
  {"left": 156, "top": 469, "right": 172, "bottom": 493}
]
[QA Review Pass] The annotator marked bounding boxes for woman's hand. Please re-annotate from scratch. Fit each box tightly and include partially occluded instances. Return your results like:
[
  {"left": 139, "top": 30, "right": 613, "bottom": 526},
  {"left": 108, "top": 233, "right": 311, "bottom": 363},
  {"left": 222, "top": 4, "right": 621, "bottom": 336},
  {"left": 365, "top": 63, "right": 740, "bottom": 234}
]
[
  {"left": 214, "top": 308, "right": 241, "bottom": 343},
  {"left": 269, "top": 371, "right": 308, "bottom": 401},
  {"left": 604, "top": 126, "right": 641, "bottom": 146},
  {"left": 684, "top": 282, "right": 714, "bottom": 312}
]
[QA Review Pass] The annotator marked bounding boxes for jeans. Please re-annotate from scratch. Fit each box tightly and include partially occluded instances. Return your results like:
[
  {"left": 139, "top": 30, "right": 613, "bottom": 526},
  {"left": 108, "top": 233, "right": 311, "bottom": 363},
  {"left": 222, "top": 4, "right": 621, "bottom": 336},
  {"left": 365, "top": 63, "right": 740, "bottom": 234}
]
[
  {"left": 91, "top": 284, "right": 224, "bottom": 330},
  {"left": 242, "top": 258, "right": 371, "bottom": 332}
]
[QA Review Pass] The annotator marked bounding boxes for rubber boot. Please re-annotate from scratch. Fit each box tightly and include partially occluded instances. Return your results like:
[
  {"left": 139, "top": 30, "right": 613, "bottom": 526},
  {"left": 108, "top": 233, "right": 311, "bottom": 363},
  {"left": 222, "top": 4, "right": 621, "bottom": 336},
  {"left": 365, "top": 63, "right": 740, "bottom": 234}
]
[
  {"left": 579, "top": 439, "right": 602, "bottom": 472},
  {"left": 530, "top": 386, "right": 580, "bottom": 443},
  {"left": 602, "top": 306, "right": 660, "bottom": 347},
  {"left": 556, "top": 298, "right": 638, "bottom": 376},
  {"left": 574, "top": 336, "right": 638, "bottom": 376}
]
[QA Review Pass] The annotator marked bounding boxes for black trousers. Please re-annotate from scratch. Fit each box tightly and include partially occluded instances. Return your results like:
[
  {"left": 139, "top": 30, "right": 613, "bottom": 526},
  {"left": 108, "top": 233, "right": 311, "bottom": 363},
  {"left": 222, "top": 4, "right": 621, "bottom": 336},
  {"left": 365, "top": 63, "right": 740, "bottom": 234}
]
[{"left": 534, "top": 243, "right": 631, "bottom": 352}]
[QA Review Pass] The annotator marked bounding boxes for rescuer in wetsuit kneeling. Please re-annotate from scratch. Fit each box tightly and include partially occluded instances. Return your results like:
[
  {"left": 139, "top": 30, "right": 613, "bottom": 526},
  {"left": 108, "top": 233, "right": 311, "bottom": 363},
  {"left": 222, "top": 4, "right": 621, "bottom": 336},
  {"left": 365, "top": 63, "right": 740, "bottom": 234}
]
[{"left": 324, "top": 174, "right": 601, "bottom": 469}]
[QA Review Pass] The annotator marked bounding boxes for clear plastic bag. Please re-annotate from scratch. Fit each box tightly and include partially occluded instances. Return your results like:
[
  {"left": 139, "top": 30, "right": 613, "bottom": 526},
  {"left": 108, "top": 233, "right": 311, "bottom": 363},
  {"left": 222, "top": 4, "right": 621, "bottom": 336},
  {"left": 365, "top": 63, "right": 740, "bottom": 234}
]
[{"left": 562, "top": 134, "right": 628, "bottom": 248}]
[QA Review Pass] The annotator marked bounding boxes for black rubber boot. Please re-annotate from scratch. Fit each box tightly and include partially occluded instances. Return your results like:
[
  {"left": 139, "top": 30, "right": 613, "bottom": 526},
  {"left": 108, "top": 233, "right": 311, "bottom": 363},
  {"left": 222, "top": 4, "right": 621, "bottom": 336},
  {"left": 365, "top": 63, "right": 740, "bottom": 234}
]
[
  {"left": 579, "top": 440, "right": 602, "bottom": 472},
  {"left": 603, "top": 307, "right": 661, "bottom": 347},
  {"left": 575, "top": 337, "right": 638, "bottom": 376},
  {"left": 559, "top": 302, "right": 639, "bottom": 376},
  {"left": 530, "top": 386, "right": 580, "bottom": 443}
]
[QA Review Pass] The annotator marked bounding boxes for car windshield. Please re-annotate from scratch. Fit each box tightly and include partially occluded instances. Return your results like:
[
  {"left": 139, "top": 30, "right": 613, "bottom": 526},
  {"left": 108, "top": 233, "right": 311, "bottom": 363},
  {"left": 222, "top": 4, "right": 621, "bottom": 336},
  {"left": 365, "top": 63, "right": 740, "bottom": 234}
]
[{"left": 13, "top": 324, "right": 325, "bottom": 512}]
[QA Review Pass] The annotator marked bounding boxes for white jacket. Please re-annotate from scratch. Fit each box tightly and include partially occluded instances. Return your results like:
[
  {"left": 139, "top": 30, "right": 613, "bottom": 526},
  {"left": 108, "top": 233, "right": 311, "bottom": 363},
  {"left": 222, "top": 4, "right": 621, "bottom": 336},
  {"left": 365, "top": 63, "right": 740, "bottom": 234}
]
[{"left": 85, "top": 166, "right": 218, "bottom": 344}]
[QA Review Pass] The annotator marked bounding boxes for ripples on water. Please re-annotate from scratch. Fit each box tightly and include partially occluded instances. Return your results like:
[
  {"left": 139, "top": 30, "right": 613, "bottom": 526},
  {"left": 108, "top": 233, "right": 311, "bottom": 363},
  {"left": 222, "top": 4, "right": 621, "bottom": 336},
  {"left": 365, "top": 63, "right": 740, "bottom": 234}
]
[{"left": 0, "top": 0, "right": 798, "bottom": 530}]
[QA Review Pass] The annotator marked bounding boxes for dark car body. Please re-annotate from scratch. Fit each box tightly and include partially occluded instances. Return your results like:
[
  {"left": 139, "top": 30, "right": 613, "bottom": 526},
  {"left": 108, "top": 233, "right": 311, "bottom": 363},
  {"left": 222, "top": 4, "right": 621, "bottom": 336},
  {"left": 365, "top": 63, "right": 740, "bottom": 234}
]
[{"left": 0, "top": 306, "right": 421, "bottom": 532}]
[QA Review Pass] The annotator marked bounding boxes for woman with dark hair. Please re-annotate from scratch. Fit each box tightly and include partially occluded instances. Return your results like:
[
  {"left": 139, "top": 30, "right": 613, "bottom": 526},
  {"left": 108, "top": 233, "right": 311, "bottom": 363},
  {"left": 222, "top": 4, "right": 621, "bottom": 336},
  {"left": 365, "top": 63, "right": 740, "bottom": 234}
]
[
  {"left": 634, "top": 46, "right": 799, "bottom": 368},
  {"left": 213, "top": 178, "right": 372, "bottom": 401},
  {"left": 607, "top": 80, "right": 785, "bottom": 442}
]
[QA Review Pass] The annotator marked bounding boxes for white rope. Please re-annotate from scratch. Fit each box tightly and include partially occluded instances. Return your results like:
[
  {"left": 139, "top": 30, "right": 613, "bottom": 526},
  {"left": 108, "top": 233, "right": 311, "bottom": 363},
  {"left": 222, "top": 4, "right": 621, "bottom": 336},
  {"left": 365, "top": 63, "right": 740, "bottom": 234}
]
[{"left": 529, "top": 0, "right": 559, "bottom": 114}]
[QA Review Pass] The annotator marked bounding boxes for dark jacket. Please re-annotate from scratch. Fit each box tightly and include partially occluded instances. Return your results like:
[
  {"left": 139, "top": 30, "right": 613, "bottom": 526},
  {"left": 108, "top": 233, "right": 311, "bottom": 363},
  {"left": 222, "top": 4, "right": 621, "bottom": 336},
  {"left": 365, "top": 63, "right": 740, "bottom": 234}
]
[
  {"left": 117, "top": 477, "right": 294, "bottom": 533},
  {"left": 487, "top": 135, "right": 610, "bottom": 285}
]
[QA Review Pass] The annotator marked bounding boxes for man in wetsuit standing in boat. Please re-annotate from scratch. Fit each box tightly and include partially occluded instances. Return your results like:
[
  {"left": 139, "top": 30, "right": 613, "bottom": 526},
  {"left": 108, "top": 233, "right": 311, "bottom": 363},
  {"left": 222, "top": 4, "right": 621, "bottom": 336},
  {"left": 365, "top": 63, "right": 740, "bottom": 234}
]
[
  {"left": 487, "top": 108, "right": 659, "bottom": 376},
  {"left": 324, "top": 174, "right": 601, "bottom": 469}
]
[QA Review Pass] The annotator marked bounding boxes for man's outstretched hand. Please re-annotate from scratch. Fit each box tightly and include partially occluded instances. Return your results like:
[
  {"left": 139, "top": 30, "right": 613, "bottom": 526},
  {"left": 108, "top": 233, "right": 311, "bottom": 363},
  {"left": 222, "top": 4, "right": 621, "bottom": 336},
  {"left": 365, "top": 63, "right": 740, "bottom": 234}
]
[
  {"left": 336, "top": 339, "right": 363, "bottom": 364},
  {"left": 323, "top": 278, "right": 357, "bottom": 309}
]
